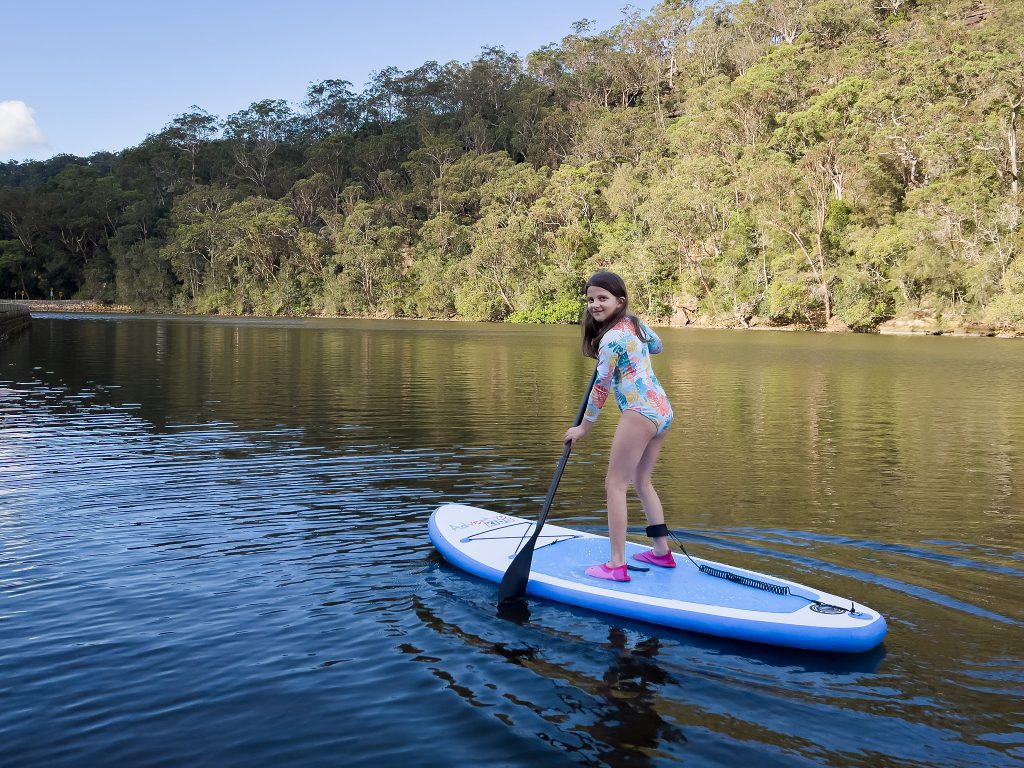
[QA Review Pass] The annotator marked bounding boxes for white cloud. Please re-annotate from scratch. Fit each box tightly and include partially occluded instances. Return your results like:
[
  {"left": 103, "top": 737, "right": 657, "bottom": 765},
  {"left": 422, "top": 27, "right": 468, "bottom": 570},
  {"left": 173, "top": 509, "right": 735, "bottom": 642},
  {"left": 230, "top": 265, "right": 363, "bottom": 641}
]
[{"left": 0, "top": 100, "right": 47, "bottom": 154}]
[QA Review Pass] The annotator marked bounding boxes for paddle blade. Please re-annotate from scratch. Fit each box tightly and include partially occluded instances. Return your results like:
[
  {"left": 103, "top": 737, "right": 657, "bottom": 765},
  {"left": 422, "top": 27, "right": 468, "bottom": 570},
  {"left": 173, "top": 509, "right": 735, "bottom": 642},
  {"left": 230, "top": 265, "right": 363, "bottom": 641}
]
[{"left": 497, "top": 544, "right": 535, "bottom": 605}]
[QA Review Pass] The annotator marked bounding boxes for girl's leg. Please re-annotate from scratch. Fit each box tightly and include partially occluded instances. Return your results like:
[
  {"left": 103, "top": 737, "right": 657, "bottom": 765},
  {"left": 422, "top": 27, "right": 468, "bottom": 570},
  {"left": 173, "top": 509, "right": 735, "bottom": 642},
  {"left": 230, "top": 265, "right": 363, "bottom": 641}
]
[
  {"left": 604, "top": 411, "right": 657, "bottom": 566},
  {"left": 634, "top": 431, "right": 669, "bottom": 555}
]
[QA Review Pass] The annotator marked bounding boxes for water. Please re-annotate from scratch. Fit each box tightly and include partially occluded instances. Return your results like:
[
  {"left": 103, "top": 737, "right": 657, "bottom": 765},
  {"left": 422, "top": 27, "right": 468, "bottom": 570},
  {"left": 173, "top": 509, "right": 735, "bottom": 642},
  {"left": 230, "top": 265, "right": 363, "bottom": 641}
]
[{"left": 1, "top": 315, "right": 1022, "bottom": 767}]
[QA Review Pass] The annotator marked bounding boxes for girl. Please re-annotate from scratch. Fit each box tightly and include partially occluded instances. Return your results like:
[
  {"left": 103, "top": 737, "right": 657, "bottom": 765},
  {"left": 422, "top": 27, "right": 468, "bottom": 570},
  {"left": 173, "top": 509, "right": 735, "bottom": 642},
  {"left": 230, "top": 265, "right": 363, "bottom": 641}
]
[{"left": 563, "top": 271, "right": 674, "bottom": 582}]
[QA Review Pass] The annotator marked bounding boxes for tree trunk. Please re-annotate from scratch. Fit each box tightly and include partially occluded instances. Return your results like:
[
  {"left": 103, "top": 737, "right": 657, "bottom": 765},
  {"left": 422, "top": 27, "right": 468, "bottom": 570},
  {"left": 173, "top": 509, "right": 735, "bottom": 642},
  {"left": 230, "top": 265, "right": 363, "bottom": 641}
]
[{"left": 1008, "top": 98, "right": 1020, "bottom": 197}]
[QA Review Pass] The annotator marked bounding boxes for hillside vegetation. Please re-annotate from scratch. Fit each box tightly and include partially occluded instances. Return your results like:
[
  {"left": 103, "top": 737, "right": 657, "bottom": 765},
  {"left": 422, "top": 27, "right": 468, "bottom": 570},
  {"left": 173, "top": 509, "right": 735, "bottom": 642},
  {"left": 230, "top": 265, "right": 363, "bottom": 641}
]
[{"left": 1, "top": 0, "right": 1020, "bottom": 331}]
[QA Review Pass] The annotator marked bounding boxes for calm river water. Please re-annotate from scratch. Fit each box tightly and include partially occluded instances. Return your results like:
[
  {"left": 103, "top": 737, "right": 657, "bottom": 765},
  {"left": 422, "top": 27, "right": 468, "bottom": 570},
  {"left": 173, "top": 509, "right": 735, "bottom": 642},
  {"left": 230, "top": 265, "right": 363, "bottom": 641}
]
[{"left": 1, "top": 315, "right": 1022, "bottom": 767}]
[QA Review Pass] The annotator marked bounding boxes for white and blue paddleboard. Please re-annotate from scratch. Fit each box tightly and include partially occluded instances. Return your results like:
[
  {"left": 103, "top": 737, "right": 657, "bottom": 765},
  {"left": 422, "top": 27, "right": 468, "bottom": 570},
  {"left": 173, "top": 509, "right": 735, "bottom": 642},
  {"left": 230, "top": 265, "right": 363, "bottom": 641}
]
[{"left": 429, "top": 504, "right": 887, "bottom": 653}]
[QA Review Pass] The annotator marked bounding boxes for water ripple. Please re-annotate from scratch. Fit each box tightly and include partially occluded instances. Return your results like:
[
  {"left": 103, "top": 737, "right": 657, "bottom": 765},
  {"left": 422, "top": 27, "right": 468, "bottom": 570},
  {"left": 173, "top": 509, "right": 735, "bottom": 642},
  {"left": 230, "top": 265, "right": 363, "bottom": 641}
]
[{"left": 1, "top": 318, "right": 1022, "bottom": 767}]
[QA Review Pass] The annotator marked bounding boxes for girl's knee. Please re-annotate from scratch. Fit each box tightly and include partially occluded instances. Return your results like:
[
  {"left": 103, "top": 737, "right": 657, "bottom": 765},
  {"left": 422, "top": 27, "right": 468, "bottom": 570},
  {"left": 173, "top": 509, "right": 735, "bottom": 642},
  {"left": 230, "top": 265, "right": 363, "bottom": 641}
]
[{"left": 605, "top": 473, "right": 630, "bottom": 494}]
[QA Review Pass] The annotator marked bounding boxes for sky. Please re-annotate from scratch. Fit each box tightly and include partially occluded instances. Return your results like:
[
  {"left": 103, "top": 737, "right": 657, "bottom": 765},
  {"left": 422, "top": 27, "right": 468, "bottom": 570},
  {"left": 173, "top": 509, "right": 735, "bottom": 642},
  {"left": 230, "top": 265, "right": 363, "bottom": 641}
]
[{"left": 1, "top": 0, "right": 652, "bottom": 163}]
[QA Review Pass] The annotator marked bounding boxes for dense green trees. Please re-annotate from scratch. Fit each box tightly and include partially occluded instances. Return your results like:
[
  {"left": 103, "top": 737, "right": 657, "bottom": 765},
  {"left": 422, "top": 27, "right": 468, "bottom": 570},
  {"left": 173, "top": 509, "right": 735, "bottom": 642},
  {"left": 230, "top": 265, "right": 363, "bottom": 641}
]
[{"left": 1, "top": 0, "right": 1021, "bottom": 330}]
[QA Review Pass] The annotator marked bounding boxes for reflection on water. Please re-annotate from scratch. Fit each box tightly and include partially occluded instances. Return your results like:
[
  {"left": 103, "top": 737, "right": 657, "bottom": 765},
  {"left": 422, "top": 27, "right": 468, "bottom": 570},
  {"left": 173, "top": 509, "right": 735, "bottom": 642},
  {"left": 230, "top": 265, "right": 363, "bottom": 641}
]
[{"left": 1, "top": 315, "right": 1022, "bottom": 767}]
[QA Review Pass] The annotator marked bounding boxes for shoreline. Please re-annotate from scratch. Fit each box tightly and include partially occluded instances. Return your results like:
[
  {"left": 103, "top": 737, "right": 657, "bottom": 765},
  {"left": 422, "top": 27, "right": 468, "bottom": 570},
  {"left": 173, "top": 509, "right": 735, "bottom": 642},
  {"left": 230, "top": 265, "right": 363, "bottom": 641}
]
[{"left": 10, "top": 300, "right": 1023, "bottom": 339}]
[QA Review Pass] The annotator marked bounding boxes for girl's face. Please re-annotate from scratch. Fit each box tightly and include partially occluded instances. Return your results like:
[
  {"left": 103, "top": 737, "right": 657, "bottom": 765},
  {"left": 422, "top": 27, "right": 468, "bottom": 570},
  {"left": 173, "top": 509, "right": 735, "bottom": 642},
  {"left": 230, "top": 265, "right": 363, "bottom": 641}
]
[{"left": 586, "top": 285, "right": 625, "bottom": 323}]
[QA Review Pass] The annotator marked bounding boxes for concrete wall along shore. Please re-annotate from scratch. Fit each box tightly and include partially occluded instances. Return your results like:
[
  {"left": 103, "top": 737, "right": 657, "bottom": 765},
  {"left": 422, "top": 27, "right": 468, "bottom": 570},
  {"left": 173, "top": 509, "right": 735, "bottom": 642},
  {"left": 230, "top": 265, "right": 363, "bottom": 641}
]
[{"left": 0, "top": 301, "right": 31, "bottom": 343}]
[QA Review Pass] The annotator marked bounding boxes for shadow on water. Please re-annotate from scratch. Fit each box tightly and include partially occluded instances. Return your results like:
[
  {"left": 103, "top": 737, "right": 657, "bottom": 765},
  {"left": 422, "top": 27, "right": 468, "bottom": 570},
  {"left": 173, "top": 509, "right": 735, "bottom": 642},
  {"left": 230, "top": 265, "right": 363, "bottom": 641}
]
[
  {"left": 413, "top": 592, "right": 689, "bottom": 767},
  {"left": 414, "top": 560, "right": 895, "bottom": 767}
]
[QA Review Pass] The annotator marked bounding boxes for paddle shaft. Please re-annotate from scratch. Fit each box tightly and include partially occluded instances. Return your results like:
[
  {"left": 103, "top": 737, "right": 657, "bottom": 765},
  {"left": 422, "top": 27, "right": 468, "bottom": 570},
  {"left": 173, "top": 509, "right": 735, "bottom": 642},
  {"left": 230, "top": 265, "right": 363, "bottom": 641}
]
[{"left": 498, "top": 366, "right": 599, "bottom": 605}]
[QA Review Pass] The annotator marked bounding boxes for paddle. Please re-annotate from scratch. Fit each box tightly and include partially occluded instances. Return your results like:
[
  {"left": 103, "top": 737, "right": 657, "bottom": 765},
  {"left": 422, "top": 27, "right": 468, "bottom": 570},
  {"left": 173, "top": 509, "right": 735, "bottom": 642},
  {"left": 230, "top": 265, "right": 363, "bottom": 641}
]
[{"left": 498, "top": 366, "right": 599, "bottom": 606}]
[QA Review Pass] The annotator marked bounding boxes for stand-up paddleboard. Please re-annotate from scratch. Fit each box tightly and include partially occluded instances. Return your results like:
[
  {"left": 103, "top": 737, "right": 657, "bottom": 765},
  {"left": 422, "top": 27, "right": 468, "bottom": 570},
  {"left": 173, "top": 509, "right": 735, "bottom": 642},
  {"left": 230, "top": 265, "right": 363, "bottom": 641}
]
[{"left": 429, "top": 504, "right": 887, "bottom": 653}]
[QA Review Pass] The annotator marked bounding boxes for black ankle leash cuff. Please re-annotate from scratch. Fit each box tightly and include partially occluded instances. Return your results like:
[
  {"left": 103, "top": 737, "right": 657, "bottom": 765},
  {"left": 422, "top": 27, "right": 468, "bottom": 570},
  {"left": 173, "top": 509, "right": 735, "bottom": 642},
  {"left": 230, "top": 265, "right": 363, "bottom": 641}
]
[{"left": 645, "top": 524, "right": 669, "bottom": 538}]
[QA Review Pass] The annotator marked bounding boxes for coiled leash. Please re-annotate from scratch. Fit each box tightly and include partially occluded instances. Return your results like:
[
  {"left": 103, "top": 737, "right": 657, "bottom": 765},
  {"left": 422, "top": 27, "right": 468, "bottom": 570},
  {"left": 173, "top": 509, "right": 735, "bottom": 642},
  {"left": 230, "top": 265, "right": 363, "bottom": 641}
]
[{"left": 645, "top": 523, "right": 859, "bottom": 616}]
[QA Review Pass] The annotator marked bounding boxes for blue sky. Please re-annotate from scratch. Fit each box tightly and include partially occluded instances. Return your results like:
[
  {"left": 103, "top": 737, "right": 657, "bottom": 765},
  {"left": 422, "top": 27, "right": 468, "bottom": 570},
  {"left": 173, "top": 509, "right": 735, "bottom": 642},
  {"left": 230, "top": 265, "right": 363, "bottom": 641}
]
[{"left": 1, "top": 1, "right": 651, "bottom": 162}]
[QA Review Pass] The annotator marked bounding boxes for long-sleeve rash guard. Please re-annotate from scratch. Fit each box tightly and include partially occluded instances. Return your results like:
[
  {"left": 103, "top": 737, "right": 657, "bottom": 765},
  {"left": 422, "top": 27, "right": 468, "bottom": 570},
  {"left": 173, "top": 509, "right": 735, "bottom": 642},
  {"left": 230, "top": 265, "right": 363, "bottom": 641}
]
[{"left": 584, "top": 316, "right": 673, "bottom": 434}]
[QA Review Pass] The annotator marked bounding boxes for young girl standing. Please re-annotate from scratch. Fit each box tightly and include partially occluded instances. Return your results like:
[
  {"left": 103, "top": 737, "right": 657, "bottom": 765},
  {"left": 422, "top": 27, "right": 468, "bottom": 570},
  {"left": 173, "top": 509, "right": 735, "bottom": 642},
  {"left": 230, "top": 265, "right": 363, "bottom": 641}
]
[{"left": 563, "top": 271, "right": 674, "bottom": 582}]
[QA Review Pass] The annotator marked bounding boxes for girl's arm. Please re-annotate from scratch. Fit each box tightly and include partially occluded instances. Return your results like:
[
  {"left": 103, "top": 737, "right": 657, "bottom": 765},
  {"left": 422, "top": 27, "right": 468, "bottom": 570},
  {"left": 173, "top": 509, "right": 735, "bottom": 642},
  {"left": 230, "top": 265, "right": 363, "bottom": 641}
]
[
  {"left": 565, "top": 342, "right": 615, "bottom": 445},
  {"left": 583, "top": 337, "right": 618, "bottom": 424},
  {"left": 640, "top": 320, "right": 663, "bottom": 354}
]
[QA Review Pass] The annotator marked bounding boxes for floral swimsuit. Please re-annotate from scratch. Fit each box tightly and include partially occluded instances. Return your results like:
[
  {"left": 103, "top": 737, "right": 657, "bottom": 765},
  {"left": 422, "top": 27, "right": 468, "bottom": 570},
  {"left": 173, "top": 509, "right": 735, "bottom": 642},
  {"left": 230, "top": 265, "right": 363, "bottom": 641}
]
[{"left": 584, "top": 317, "right": 673, "bottom": 435}]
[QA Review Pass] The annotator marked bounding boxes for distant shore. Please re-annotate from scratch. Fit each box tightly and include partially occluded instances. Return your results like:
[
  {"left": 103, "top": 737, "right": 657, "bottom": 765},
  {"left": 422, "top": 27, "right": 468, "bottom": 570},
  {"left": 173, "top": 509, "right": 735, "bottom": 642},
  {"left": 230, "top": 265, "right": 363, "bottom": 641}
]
[
  {"left": 13, "top": 300, "right": 136, "bottom": 313},
  {"left": 12, "top": 300, "right": 1023, "bottom": 338}
]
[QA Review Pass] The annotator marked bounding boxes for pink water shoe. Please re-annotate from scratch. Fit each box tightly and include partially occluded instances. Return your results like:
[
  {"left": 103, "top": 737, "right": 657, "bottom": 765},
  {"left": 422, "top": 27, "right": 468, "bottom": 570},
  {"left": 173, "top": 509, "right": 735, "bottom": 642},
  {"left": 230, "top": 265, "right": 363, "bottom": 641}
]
[
  {"left": 585, "top": 562, "right": 631, "bottom": 582},
  {"left": 633, "top": 549, "right": 676, "bottom": 568}
]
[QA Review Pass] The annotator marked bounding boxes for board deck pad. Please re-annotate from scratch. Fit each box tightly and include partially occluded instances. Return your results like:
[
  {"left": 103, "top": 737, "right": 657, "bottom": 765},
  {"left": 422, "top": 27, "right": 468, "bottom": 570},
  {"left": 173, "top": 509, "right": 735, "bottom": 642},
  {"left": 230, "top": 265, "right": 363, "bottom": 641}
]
[
  {"left": 533, "top": 538, "right": 807, "bottom": 613},
  {"left": 429, "top": 503, "right": 887, "bottom": 653}
]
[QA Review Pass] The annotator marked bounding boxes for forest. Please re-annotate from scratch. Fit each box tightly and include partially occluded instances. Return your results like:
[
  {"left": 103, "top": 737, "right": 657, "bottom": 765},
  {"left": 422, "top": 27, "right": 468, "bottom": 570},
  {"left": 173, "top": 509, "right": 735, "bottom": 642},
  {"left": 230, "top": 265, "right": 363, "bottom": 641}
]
[{"left": 1, "top": 0, "right": 1020, "bottom": 331}]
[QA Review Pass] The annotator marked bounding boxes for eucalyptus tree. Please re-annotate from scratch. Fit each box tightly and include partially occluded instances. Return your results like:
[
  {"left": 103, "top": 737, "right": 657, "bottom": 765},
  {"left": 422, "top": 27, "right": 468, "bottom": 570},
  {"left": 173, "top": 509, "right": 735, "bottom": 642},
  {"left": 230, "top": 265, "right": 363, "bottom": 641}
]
[
  {"left": 751, "top": 0, "right": 810, "bottom": 45},
  {"left": 0, "top": 188, "right": 39, "bottom": 293},
  {"left": 458, "top": 206, "right": 538, "bottom": 320},
  {"left": 571, "top": 106, "right": 663, "bottom": 164},
  {"left": 457, "top": 47, "right": 524, "bottom": 117},
  {"left": 399, "top": 61, "right": 461, "bottom": 132},
  {"left": 223, "top": 99, "right": 300, "bottom": 195},
  {"left": 453, "top": 158, "right": 549, "bottom": 320},
  {"left": 116, "top": 136, "right": 185, "bottom": 208},
  {"left": 304, "top": 133, "right": 357, "bottom": 211},
  {"left": 302, "top": 79, "right": 360, "bottom": 140},
  {"left": 804, "top": 0, "right": 878, "bottom": 49},
  {"left": 531, "top": 161, "right": 609, "bottom": 270},
  {"left": 39, "top": 165, "right": 136, "bottom": 302},
  {"left": 350, "top": 124, "right": 418, "bottom": 197},
  {"left": 548, "top": 20, "right": 621, "bottom": 109},
  {"left": 451, "top": 46, "right": 535, "bottom": 156},
  {"left": 409, "top": 210, "right": 471, "bottom": 316},
  {"left": 403, "top": 135, "right": 463, "bottom": 216},
  {"left": 161, "top": 185, "right": 240, "bottom": 303},
  {"left": 213, "top": 196, "right": 305, "bottom": 312},
  {"left": 110, "top": 223, "right": 175, "bottom": 309},
  {"left": 325, "top": 200, "right": 407, "bottom": 315},
  {"left": 361, "top": 67, "right": 407, "bottom": 127},
  {"left": 0, "top": 188, "right": 38, "bottom": 297},
  {"left": 287, "top": 173, "right": 332, "bottom": 228},
  {"left": 636, "top": 149, "right": 744, "bottom": 319},
  {"left": 0, "top": 237, "right": 32, "bottom": 297},
  {"left": 968, "top": 48, "right": 1024, "bottom": 198},
  {"left": 162, "top": 106, "right": 219, "bottom": 184},
  {"left": 769, "top": 77, "right": 879, "bottom": 323}
]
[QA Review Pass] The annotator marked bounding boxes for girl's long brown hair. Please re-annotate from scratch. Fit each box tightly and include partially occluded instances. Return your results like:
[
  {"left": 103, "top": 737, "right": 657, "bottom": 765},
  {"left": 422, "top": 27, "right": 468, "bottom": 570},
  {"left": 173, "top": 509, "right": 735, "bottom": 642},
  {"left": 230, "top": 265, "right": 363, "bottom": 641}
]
[{"left": 581, "top": 271, "right": 649, "bottom": 358}]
